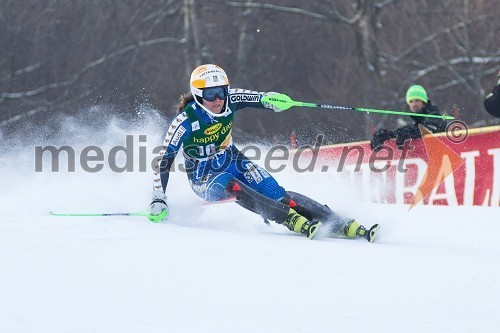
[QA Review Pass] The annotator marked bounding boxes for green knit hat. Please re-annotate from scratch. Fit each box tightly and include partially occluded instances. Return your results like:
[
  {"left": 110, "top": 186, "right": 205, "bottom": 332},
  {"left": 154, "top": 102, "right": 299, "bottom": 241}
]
[{"left": 406, "top": 85, "right": 428, "bottom": 104}]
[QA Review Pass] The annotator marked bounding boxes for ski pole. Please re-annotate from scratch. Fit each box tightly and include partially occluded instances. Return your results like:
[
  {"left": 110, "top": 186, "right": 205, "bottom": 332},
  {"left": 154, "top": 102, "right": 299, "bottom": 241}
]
[
  {"left": 261, "top": 93, "right": 455, "bottom": 120},
  {"left": 49, "top": 209, "right": 168, "bottom": 223}
]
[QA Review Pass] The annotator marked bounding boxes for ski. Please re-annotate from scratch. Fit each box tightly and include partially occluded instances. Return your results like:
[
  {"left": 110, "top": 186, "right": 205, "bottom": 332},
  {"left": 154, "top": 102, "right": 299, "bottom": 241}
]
[{"left": 49, "top": 209, "right": 168, "bottom": 223}]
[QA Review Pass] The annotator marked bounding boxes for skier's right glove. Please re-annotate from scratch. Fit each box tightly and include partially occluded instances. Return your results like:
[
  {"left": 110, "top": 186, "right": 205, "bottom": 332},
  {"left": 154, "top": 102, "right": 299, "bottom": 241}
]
[{"left": 149, "top": 190, "right": 169, "bottom": 223}]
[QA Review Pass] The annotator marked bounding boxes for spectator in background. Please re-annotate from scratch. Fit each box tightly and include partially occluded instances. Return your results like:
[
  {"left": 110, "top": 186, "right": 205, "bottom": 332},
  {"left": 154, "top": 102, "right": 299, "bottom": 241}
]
[
  {"left": 370, "top": 85, "right": 447, "bottom": 151},
  {"left": 484, "top": 71, "right": 500, "bottom": 118}
]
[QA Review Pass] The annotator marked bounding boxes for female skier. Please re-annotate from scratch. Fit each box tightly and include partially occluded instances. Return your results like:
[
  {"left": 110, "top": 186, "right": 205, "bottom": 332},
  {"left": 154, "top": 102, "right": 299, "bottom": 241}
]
[{"left": 149, "top": 64, "right": 379, "bottom": 241}]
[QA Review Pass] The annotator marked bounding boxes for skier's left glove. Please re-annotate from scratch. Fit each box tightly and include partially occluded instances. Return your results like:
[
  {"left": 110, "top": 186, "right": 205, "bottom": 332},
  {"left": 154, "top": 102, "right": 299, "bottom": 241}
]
[{"left": 261, "top": 92, "right": 284, "bottom": 112}]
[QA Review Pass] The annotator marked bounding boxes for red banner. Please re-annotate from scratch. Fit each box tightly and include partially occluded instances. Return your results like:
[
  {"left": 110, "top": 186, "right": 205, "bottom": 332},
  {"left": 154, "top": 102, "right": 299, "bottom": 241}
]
[{"left": 309, "top": 126, "right": 500, "bottom": 207}]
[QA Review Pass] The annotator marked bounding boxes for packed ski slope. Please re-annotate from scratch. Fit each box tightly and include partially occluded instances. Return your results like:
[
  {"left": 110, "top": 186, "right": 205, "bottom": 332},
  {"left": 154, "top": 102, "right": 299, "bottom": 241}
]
[{"left": 1, "top": 113, "right": 499, "bottom": 333}]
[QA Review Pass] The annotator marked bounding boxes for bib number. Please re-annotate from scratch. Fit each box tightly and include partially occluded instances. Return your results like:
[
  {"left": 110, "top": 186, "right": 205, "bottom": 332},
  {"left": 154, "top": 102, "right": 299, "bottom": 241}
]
[{"left": 198, "top": 143, "right": 217, "bottom": 157}]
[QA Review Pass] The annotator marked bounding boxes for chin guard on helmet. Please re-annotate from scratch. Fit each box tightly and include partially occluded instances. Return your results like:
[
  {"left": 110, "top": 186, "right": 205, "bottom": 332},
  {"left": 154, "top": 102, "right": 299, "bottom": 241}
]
[{"left": 190, "top": 64, "right": 231, "bottom": 117}]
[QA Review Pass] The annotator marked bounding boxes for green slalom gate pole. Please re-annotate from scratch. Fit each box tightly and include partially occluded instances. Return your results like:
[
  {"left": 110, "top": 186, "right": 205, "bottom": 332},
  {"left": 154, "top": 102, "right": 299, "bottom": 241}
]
[
  {"left": 49, "top": 209, "right": 168, "bottom": 223},
  {"left": 261, "top": 93, "right": 455, "bottom": 120}
]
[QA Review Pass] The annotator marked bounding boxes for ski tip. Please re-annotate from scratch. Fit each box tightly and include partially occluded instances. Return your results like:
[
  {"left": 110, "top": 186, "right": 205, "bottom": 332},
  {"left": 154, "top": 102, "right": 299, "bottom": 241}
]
[{"left": 367, "top": 224, "right": 380, "bottom": 243}]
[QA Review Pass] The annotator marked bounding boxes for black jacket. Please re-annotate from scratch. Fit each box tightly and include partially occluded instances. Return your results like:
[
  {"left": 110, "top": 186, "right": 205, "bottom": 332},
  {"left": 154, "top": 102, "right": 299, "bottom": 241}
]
[
  {"left": 402, "top": 100, "right": 447, "bottom": 136},
  {"left": 484, "top": 85, "right": 500, "bottom": 118}
]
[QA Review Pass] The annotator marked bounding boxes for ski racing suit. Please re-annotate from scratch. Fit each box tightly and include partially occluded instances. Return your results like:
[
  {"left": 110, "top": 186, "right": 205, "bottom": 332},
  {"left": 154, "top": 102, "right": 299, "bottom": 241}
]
[{"left": 153, "top": 89, "right": 360, "bottom": 238}]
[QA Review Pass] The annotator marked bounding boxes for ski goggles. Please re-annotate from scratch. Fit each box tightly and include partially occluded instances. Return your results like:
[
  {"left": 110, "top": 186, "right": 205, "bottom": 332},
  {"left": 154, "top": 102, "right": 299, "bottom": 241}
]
[{"left": 202, "top": 86, "right": 228, "bottom": 102}]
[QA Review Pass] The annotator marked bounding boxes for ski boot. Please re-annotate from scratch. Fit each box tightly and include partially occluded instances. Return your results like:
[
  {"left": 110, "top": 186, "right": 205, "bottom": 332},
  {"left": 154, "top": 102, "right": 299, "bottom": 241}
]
[
  {"left": 283, "top": 208, "right": 322, "bottom": 240},
  {"left": 344, "top": 220, "right": 380, "bottom": 243}
]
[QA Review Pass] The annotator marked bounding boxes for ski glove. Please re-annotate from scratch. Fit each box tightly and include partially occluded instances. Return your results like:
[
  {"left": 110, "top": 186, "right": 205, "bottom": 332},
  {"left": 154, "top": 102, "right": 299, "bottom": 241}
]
[
  {"left": 261, "top": 92, "right": 284, "bottom": 112},
  {"left": 149, "top": 190, "right": 169, "bottom": 222}
]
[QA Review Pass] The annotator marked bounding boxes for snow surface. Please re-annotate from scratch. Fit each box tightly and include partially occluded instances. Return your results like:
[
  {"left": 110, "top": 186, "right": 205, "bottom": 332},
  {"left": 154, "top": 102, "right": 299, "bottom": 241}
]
[{"left": 1, "top": 113, "right": 499, "bottom": 333}]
